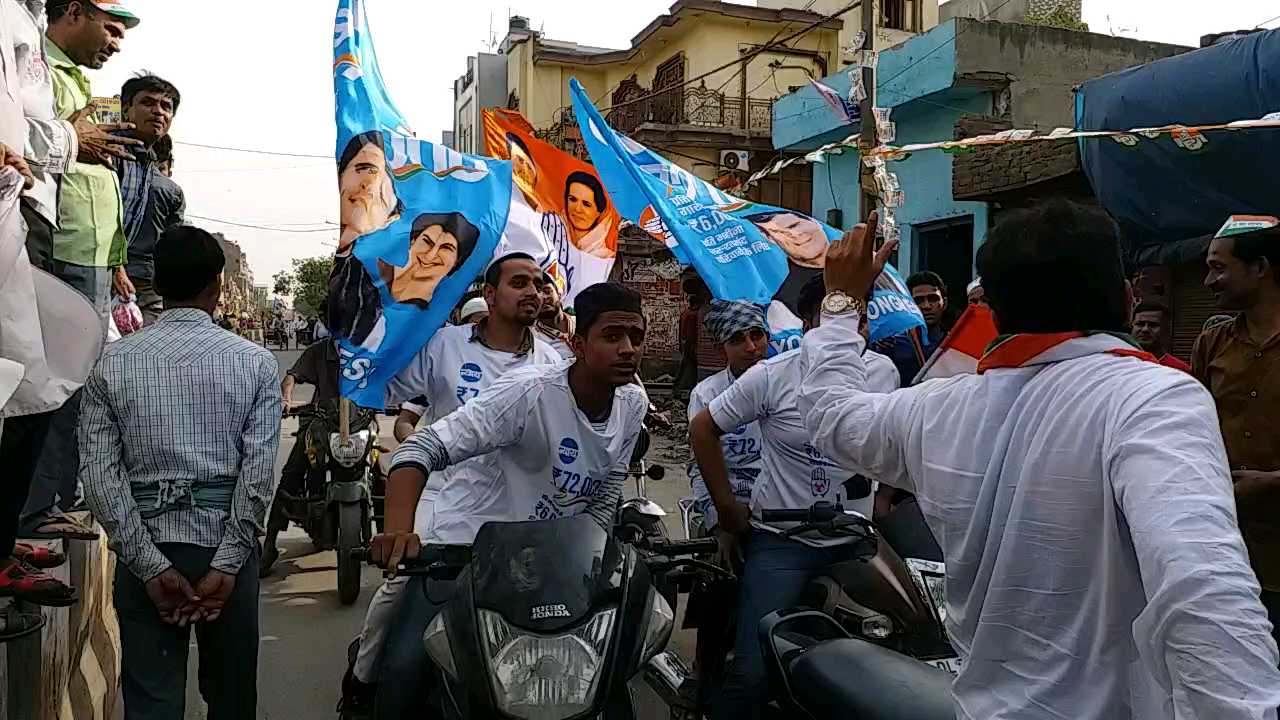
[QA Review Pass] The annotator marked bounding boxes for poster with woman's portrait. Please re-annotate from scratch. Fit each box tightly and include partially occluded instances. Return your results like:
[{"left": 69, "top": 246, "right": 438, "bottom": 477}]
[
  {"left": 331, "top": 0, "right": 512, "bottom": 407},
  {"left": 482, "top": 108, "right": 620, "bottom": 306}
]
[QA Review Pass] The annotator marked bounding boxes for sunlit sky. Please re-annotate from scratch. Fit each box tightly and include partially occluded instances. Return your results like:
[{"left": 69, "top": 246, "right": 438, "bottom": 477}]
[{"left": 86, "top": 0, "right": 1278, "bottom": 289}]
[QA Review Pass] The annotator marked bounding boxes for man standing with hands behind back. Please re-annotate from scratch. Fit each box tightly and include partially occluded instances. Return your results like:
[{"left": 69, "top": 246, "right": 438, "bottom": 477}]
[
  {"left": 80, "top": 225, "right": 282, "bottom": 719},
  {"left": 1194, "top": 215, "right": 1280, "bottom": 649}
]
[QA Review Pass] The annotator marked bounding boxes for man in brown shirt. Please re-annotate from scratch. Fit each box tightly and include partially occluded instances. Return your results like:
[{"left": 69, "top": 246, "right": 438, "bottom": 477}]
[{"left": 1192, "top": 216, "right": 1280, "bottom": 645}]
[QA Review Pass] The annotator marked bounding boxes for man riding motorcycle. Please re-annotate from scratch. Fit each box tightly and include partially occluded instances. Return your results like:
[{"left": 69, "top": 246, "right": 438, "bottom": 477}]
[
  {"left": 340, "top": 253, "right": 559, "bottom": 716},
  {"left": 368, "top": 281, "right": 649, "bottom": 718},
  {"left": 262, "top": 336, "right": 343, "bottom": 574}
]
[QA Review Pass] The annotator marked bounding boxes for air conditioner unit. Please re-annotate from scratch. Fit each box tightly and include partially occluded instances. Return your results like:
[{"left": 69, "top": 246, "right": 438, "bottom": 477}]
[{"left": 720, "top": 149, "right": 749, "bottom": 171}]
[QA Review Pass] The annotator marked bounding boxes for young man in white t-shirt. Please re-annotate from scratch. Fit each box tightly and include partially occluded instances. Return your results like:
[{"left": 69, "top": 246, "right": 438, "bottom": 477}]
[
  {"left": 368, "top": 282, "right": 649, "bottom": 718},
  {"left": 340, "top": 253, "right": 559, "bottom": 714},
  {"left": 690, "top": 275, "right": 899, "bottom": 720}
]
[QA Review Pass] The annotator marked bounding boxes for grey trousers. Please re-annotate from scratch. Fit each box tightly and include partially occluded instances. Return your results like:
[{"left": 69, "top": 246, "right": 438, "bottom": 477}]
[
  {"left": 114, "top": 543, "right": 260, "bottom": 720},
  {"left": 20, "top": 388, "right": 82, "bottom": 525}
]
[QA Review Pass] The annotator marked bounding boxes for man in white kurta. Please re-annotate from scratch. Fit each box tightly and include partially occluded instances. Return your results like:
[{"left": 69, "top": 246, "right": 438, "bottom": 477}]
[{"left": 799, "top": 202, "right": 1280, "bottom": 719}]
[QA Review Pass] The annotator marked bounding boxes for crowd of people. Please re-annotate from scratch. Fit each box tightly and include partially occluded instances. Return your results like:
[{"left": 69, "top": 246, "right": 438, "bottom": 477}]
[{"left": 1, "top": 4, "right": 1278, "bottom": 720}]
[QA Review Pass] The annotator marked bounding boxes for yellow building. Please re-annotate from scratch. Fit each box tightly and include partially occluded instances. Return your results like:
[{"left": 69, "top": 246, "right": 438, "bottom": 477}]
[{"left": 501, "top": 1, "right": 846, "bottom": 214}]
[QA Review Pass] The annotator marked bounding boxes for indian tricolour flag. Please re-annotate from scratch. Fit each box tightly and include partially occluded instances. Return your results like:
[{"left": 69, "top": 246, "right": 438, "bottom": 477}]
[{"left": 912, "top": 304, "right": 998, "bottom": 384}]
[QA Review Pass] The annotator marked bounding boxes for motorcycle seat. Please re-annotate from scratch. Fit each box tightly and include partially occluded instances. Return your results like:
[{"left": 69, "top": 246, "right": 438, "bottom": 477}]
[{"left": 788, "top": 638, "right": 954, "bottom": 720}]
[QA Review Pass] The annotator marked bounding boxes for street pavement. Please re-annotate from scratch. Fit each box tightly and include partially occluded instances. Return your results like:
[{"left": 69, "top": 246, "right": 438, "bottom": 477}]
[{"left": 183, "top": 347, "right": 698, "bottom": 719}]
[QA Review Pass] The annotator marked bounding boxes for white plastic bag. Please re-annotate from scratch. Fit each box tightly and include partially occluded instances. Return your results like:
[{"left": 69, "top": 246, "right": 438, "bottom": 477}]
[{"left": 110, "top": 294, "right": 144, "bottom": 337}]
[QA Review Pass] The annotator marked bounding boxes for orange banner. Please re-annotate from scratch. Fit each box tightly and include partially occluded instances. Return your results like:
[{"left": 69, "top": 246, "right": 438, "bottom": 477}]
[{"left": 483, "top": 109, "right": 620, "bottom": 304}]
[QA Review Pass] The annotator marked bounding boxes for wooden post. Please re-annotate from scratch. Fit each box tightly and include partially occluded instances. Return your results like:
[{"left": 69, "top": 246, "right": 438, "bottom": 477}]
[{"left": 339, "top": 396, "right": 351, "bottom": 443}]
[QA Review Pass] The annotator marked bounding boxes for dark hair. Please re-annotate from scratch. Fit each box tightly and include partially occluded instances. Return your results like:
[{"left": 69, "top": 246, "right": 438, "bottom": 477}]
[
  {"left": 46, "top": 0, "right": 79, "bottom": 22},
  {"left": 1132, "top": 301, "right": 1169, "bottom": 319},
  {"left": 377, "top": 213, "right": 480, "bottom": 301},
  {"left": 505, "top": 132, "right": 532, "bottom": 158},
  {"left": 906, "top": 271, "right": 947, "bottom": 294},
  {"left": 1225, "top": 225, "right": 1280, "bottom": 286},
  {"left": 564, "top": 171, "right": 607, "bottom": 215},
  {"left": 742, "top": 211, "right": 795, "bottom": 225},
  {"left": 122, "top": 73, "right": 180, "bottom": 112},
  {"left": 338, "top": 130, "right": 404, "bottom": 223},
  {"left": 976, "top": 199, "right": 1129, "bottom": 334},
  {"left": 485, "top": 252, "right": 537, "bottom": 287},
  {"left": 797, "top": 272, "right": 826, "bottom": 325},
  {"left": 574, "top": 282, "right": 643, "bottom": 336},
  {"left": 154, "top": 225, "right": 224, "bottom": 301}
]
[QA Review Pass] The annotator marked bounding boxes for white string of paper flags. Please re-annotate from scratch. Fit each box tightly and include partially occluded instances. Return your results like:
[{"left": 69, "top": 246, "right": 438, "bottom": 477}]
[{"left": 743, "top": 111, "right": 1280, "bottom": 192}]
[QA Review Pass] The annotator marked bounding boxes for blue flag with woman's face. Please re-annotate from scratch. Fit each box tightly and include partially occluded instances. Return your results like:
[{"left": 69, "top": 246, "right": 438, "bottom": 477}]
[
  {"left": 331, "top": 0, "right": 512, "bottom": 407},
  {"left": 568, "top": 78, "right": 923, "bottom": 343}
]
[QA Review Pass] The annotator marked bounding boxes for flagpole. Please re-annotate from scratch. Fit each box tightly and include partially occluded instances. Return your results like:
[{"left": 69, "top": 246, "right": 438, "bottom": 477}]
[{"left": 859, "top": 0, "right": 878, "bottom": 223}]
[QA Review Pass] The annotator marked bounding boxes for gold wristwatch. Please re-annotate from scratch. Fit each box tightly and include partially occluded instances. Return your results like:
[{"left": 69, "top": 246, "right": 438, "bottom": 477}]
[{"left": 821, "top": 291, "right": 866, "bottom": 317}]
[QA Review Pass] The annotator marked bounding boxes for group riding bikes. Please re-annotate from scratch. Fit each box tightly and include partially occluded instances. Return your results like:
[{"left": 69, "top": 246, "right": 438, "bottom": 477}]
[{"left": 262, "top": 398, "right": 960, "bottom": 720}]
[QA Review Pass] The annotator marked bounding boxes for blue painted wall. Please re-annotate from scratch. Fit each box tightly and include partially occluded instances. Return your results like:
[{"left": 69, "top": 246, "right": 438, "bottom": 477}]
[{"left": 772, "top": 19, "right": 992, "bottom": 275}]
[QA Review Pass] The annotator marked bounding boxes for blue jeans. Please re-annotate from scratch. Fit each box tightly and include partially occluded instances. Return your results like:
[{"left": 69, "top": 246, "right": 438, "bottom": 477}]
[
  {"left": 376, "top": 574, "right": 457, "bottom": 719},
  {"left": 713, "top": 531, "right": 855, "bottom": 720}
]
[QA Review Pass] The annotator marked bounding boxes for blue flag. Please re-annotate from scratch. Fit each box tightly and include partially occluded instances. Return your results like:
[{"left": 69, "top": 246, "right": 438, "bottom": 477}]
[
  {"left": 568, "top": 78, "right": 923, "bottom": 343},
  {"left": 331, "top": 0, "right": 512, "bottom": 407}
]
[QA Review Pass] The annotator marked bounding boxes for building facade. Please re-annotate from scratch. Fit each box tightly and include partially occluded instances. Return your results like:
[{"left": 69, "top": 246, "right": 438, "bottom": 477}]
[
  {"left": 215, "top": 233, "right": 255, "bottom": 319},
  {"left": 453, "top": 52, "right": 509, "bottom": 155},
  {"left": 771, "top": 18, "right": 1184, "bottom": 308}
]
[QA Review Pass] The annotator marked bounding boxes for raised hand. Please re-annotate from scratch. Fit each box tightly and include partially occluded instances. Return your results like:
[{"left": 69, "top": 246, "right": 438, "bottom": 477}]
[
  {"left": 69, "top": 105, "right": 145, "bottom": 169},
  {"left": 822, "top": 211, "right": 899, "bottom": 301}
]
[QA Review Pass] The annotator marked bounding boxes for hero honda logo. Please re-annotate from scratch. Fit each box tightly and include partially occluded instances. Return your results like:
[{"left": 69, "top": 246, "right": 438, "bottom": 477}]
[
  {"left": 558, "top": 438, "right": 580, "bottom": 465},
  {"left": 531, "top": 603, "right": 571, "bottom": 621},
  {"left": 459, "top": 362, "right": 483, "bottom": 384}
]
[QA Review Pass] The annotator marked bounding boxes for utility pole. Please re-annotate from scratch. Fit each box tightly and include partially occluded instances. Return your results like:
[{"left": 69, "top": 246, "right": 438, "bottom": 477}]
[{"left": 858, "top": 0, "right": 878, "bottom": 222}]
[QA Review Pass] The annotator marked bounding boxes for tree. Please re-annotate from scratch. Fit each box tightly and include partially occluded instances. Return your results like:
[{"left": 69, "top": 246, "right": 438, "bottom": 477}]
[
  {"left": 272, "top": 270, "right": 293, "bottom": 297},
  {"left": 283, "top": 255, "right": 333, "bottom": 318}
]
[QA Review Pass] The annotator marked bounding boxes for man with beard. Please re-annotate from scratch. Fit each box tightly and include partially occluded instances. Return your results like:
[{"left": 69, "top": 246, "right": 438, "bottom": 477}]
[
  {"left": 338, "top": 253, "right": 560, "bottom": 717},
  {"left": 329, "top": 131, "right": 402, "bottom": 346},
  {"left": 369, "top": 282, "right": 649, "bottom": 718},
  {"left": 690, "top": 275, "right": 899, "bottom": 720},
  {"left": 535, "top": 270, "right": 575, "bottom": 359},
  {"left": 1193, "top": 215, "right": 1280, "bottom": 649}
]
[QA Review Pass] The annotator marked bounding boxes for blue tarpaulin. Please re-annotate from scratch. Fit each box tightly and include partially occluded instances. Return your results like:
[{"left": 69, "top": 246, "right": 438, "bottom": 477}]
[{"left": 1077, "top": 29, "right": 1280, "bottom": 265}]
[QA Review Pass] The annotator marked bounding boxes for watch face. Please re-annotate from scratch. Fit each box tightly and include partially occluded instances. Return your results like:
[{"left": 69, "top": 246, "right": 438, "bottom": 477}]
[{"left": 822, "top": 293, "right": 852, "bottom": 314}]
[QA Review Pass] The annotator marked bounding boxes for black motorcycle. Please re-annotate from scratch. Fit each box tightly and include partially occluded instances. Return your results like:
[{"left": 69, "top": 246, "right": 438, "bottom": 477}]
[
  {"left": 753, "top": 499, "right": 957, "bottom": 719},
  {"left": 360, "top": 514, "right": 722, "bottom": 719},
  {"left": 279, "top": 399, "right": 382, "bottom": 605},
  {"left": 645, "top": 498, "right": 957, "bottom": 718}
]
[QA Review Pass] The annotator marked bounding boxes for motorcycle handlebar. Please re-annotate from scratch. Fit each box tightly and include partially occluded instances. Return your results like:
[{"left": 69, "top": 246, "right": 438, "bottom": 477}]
[
  {"left": 760, "top": 502, "right": 846, "bottom": 525},
  {"left": 643, "top": 537, "right": 720, "bottom": 556},
  {"left": 759, "top": 509, "right": 812, "bottom": 523}
]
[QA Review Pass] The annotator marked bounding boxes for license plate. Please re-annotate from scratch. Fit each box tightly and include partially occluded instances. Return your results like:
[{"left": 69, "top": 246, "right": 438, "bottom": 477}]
[{"left": 928, "top": 656, "right": 962, "bottom": 674}]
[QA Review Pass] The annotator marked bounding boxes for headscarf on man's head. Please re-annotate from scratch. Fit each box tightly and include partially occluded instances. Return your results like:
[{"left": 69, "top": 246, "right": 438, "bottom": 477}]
[{"left": 704, "top": 300, "right": 768, "bottom": 344}]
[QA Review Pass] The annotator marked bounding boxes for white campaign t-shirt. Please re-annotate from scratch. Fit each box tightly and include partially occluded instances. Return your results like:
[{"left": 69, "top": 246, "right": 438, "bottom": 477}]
[
  {"left": 688, "top": 368, "right": 764, "bottom": 529},
  {"left": 385, "top": 324, "right": 560, "bottom": 540},
  {"left": 709, "top": 346, "right": 898, "bottom": 545},
  {"left": 398, "top": 360, "right": 648, "bottom": 545}
]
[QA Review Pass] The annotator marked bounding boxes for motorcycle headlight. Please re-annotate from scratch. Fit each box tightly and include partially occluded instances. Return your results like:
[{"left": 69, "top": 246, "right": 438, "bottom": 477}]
[
  {"left": 478, "top": 608, "right": 615, "bottom": 720},
  {"left": 328, "top": 430, "right": 371, "bottom": 468},
  {"left": 640, "top": 591, "right": 674, "bottom": 663},
  {"left": 423, "top": 612, "right": 458, "bottom": 680}
]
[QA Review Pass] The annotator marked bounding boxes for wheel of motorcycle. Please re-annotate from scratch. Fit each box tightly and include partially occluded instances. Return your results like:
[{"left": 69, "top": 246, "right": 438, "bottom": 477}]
[{"left": 337, "top": 503, "right": 362, "bottom": 606}]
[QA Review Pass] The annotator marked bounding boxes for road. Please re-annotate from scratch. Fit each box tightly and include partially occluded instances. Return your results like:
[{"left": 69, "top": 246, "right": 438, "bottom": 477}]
[{"left": 183, "top": 348, "right": 698, "bottom": 719}]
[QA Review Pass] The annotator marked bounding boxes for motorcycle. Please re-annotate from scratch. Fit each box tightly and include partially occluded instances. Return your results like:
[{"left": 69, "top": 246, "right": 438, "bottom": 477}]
[
  {"left": 356, "top": 514, "right": 723, "bottom": 719},
  {"left": 279, "top": 399, "right": 381, "bottom": 605},
  {"left": 644, "top": 497, "right": 956, "bottom": 718}
]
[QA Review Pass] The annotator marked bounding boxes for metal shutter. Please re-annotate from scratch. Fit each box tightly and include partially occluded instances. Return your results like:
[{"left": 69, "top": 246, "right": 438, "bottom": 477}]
[{"left": 1169, "top": 262, "right": 1219, "bottom": 362}]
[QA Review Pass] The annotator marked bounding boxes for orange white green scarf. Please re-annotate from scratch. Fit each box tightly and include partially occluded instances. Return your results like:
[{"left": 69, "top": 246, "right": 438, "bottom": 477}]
[{"left": 977, "top": 332, "right": 1157, "bottom": 374}]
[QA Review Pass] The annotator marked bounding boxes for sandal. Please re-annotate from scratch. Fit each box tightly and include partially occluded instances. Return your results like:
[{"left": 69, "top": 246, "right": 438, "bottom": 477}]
[
  {"left": 0, "top": 606, "right": 45, "bottom": 643},
  {"left": 0, "top": 559, "right": 78, "bottom": 607},
  {"left": 18, "top": 510, "right": 99, "bottom": 541},
  {"left": 12, "top": 543, "right": 66, "bottom": 569}
]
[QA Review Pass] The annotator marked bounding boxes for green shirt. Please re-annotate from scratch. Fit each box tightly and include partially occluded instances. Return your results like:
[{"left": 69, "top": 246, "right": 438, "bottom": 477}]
[{"left": 47, "top": 41, "right": 125, "bottom": 268}]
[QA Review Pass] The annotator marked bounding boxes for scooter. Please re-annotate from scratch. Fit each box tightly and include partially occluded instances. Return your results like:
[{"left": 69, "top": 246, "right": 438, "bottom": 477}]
[
  {"left": 355, "top": 514, "right": 723, "bottom": 719},
  {"left": 277, "top": 399, "right": 381, "bottom": 605}
]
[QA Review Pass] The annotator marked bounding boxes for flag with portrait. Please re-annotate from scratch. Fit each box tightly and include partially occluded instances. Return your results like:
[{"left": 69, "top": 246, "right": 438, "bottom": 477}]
[
  {"left": 568, "top": 78, "right": 923, "bottom": 343},
  {"left": 331, "top": 0, "right": 512, "bottom": 407},
  {"left": 482, "top": 108, "right": 620, "bottom": 307}
]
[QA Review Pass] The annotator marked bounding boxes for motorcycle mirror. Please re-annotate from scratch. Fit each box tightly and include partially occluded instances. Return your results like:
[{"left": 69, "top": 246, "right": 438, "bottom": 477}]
[{"left": 646, "top": 464, "right": 666, "bottom": 481}]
